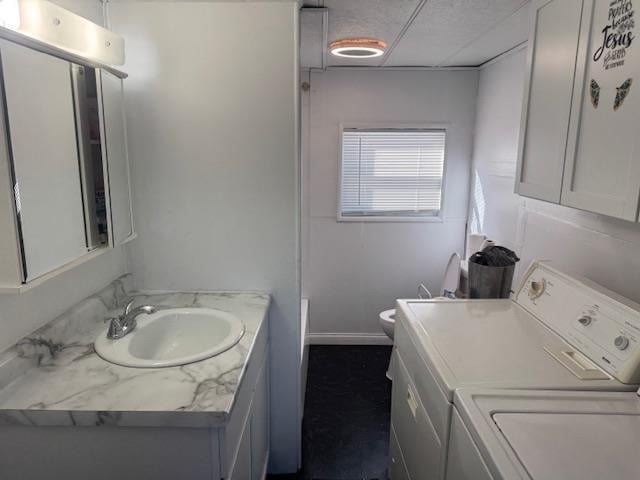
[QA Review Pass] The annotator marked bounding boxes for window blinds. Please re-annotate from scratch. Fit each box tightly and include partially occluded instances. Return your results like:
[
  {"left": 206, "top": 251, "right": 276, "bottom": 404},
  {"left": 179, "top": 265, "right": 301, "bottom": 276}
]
[{"left": 340, "top": 129, "right": 446, "bottom": 218}]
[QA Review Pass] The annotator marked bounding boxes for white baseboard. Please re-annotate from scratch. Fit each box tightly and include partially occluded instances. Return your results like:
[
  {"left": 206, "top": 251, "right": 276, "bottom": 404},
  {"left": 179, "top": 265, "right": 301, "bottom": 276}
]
[{"left": 306, "top": 333, "right": 392, "bottom": 346}]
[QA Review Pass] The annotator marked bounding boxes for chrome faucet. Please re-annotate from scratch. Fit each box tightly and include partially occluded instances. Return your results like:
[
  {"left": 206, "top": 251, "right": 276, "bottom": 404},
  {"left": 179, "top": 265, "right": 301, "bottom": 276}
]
[{"left": 107, "top": 300, "right": 156, "bottom": 340}]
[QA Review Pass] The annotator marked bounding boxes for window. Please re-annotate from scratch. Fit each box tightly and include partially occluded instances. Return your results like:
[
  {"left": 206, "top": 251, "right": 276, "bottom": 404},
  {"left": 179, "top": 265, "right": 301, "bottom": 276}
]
[{"left": 339, "top": 128, "right": 446, "bottom": 220}]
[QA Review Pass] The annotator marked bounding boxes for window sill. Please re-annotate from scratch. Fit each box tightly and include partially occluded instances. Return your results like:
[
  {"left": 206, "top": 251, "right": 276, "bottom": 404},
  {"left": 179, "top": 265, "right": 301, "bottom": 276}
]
[{"left": 337, "top": 215, "right": 444, "bottom": 223}]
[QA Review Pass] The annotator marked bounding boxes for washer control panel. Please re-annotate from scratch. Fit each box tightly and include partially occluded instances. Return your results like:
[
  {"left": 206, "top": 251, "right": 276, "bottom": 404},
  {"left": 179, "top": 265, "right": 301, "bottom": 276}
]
[
  {"left": 577, "top": 315, "right": 593, "bottom": 326},
  {"left": 515, "top": 262, "right": 640, "bottom": 384},
  {"left": 615, "top": 335, "right": 630, "bottom": 351},
  {"left": 528, "top": 278, "right": 547, "bottom": 300}
]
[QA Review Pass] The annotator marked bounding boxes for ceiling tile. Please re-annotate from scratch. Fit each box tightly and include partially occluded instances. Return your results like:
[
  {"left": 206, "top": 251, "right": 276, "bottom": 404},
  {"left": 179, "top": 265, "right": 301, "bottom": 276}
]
[
  {"left": 440, "top": 2, "right": 530, "bottom": 66},
  {"left": 324, "top": 0, "right": 422, "bottom": 67},
  {"left": 384, "top": 0, "right": 529, "bottom": 67}
]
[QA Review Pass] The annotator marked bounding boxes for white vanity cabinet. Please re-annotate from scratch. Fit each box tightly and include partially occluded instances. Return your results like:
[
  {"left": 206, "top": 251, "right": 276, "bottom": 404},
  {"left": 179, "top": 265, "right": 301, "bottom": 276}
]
[
  {"left": 517, "top": 0, "right": 640, "bottom": 221},
  {"left": 222, "top": 321, "right": 271, "bottom": 480},
  {"left": 250, "top": 357, "right": 270, "bottom": 480},
  {"left": 0, "top": 316, "right": 270, "bottom": 480}
]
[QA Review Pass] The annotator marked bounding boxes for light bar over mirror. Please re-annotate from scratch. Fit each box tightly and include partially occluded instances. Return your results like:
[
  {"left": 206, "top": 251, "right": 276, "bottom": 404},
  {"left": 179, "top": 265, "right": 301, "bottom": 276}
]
[{"left": 0, "top": 0, "right": 124, "bottom": 65}]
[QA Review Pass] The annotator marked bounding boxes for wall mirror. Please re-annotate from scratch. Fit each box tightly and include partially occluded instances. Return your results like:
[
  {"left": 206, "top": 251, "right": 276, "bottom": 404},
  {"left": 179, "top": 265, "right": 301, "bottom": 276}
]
[{"left": 0, "top": 38, "right": 133, "bottom": 285}]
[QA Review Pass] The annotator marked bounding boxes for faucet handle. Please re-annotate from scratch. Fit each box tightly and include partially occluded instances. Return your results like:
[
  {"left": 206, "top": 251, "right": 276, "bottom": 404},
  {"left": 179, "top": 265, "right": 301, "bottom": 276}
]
[
  {"left": 138, "top": 305, "right": 156, "bottom": 315},
  {"left": 107, "top": 304, "right": 156, "bottom": 340},
  {"left": 123, "top": 299, "right": 136, "bottom": 316},
  {"left": 107, "top": 317, "right": 125, "bottom": 339}
]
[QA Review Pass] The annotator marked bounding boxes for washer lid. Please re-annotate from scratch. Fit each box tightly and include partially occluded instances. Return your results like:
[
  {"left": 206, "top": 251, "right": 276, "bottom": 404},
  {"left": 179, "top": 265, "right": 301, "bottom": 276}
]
[{"left": 493, "top": 412, "right": 640, "bottom": 480}]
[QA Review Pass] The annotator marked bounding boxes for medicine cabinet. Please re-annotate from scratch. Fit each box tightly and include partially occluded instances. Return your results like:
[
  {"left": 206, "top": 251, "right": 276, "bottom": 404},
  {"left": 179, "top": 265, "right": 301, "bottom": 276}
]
[{"left": 0, "top": 38, "right": 134, "bottom": 289}]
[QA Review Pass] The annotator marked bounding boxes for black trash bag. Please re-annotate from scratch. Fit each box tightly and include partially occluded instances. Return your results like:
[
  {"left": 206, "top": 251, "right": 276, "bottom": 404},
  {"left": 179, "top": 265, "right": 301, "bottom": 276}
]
[
  {"left": 468, "top": 245, "right": 520, "bottom": 299},
  {"left": 469, "top": 245, "right": 520, "bottom": 267}
]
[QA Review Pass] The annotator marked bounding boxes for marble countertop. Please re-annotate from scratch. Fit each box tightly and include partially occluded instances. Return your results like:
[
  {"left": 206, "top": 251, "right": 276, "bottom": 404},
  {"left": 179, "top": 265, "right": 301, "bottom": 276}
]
[{"left": 0, "top": 276, "right": 270, "bottom": 428}]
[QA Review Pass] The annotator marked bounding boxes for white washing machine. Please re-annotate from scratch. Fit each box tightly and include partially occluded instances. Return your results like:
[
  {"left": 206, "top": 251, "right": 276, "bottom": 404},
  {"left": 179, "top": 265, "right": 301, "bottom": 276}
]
[
  {"left": 390, "top": 261, "right": 640, "bottom": 480},
  {"left": 449, "top": 388, "right": 640, "bottom": 480}
]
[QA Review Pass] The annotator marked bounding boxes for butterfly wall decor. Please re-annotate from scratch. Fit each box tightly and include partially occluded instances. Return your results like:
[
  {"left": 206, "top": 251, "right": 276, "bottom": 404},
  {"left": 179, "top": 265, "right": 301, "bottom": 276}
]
[
  {"left": 589, "top": 78, "right": 633, "bottom": 110},
  {"left": 614, "top": 78, "right": 632, "bottom": 111},
  {"left": 590, "top": 79, "right": 600, "bottom": 108}
]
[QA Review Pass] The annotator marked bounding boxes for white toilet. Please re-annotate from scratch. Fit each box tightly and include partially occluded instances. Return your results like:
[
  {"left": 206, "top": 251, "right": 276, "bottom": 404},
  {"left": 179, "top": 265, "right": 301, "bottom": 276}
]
[
  {"left": 379, "top": 252, "right": 462, "bottom": 343},
  {"left": 379, "top": 309, "right": 396, "bottom": 340},
  {"left": 379, "top": 253, "right": 461, "bottom": 380}
]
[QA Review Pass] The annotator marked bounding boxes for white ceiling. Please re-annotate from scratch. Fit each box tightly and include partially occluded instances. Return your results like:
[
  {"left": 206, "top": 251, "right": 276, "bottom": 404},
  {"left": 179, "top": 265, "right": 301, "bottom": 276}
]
[{"left": 301, "top": 0, "right": 530, "bottom": 68}]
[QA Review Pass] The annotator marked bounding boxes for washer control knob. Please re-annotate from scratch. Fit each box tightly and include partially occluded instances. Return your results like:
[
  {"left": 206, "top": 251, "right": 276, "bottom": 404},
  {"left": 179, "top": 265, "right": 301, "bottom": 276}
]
[
  {"left": 529, "top": 279, "right": 546, "bottom": 299},
  {"left": 614, "top": 336, "right": 630, "bottom": 351},
  {"left": 578, "top": 315, "right": 593, "bottom": 326}
]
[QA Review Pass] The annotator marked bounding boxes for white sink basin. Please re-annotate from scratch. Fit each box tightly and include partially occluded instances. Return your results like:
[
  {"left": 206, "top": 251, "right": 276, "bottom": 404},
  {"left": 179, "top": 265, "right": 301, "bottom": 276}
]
[{"left": 95, "top": 307, "right": 245, "bottom": 368}]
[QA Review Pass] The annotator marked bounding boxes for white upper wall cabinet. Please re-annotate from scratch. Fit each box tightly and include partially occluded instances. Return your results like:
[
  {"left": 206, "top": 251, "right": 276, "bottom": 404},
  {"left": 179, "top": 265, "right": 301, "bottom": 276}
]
[
  {"left": 517, "top": 0, "right": 640, "bottom": 222},
  {"left": 98, "top": 70, "right": 134, "bottom": 246},
  {"left": 516, "top": 0, "right": 584, "bottom": 203},
  {"left": 0, "top": 40, "right": 87, "bottom": 281},
  {"left": 562, "top": 0, "right": 640, "bottom": 221}
]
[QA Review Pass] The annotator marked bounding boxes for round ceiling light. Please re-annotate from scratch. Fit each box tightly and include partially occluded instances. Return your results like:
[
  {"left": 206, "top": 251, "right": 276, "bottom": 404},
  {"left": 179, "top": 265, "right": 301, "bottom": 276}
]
[{"left": 329, "top": 38, "right": 387, "bottom": 58}]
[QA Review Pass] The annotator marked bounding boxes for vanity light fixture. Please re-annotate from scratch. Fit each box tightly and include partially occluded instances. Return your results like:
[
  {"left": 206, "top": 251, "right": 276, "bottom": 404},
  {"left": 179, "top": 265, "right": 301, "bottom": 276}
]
[
  {"left": 0, "top": 0, "right": 125, "bottom": 65},
  {"left": 0, "top": 0, "right": 20, "bottom": 30},
  {"left": 329, "top": 38, "right": 386, "bottom": 58}
]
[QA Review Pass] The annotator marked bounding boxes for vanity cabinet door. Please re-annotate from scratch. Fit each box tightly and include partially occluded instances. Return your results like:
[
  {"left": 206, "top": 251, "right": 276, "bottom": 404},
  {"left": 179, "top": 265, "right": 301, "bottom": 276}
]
[
  {"left": 98, "top": 69, "right": 134, "bottom": 246},
  {"left": 516, "top": 0, "right": 585, "bottom": 202},
  {"left": 229, "top": 421, "right": 252, "bottom": 480},
  {"left": 0, "top": 39, "right": 87, "bottom": 281},
  {"left": 250, "top": 361, "right": 269, "bottom": 480},
  {"left": 561, "top": 0, "right": 640, "bottom": 220}
]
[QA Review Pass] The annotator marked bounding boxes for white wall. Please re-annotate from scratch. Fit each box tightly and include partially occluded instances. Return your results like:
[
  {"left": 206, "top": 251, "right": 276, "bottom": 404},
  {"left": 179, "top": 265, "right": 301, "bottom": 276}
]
[
  {"left": 304, "top": 69, "right": 478, "bottom": 339},
  {"left": 108, "top": 2, "right": 300, "bottom": 473},
  {"left": 470, "top": 48, "right": 640, "bottom": 303},
  {"left": 0, "top": 249, "right": 128, "bottom": 353}
]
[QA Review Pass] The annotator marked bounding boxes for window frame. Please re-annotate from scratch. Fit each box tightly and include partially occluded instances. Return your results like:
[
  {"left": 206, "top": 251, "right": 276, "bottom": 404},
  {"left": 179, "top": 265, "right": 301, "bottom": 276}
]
[{"left": 337, "top": 123, "right": 450, "bottom": 223}]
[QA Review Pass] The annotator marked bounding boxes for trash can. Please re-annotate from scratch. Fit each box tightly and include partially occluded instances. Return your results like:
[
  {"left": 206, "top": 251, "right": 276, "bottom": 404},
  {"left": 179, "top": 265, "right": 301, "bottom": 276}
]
[{"left": 468, "top": 246, "right": 520, "bottom": 299}]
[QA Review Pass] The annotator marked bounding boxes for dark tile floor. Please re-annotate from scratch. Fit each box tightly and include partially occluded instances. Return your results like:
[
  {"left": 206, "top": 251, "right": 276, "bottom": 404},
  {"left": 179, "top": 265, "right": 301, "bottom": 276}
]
[{"left": 270, "top": 345, "right": 392, "bottom": 480}]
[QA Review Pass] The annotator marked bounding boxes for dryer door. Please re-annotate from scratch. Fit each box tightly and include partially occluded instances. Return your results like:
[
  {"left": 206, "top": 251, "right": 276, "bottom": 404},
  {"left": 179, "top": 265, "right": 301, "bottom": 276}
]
[{"left": 391, "top": 350, "right": 442, "bottom": 480}]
